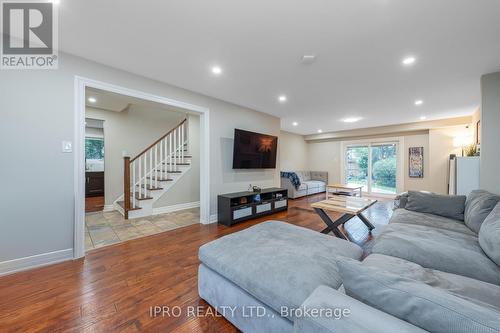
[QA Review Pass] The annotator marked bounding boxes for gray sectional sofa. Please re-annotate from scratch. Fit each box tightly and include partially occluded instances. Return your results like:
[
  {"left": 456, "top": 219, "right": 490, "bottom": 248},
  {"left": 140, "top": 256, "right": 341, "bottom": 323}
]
[
  {"left": 198, "top": 190, "right": 500, "bottom": 333},
  {"left": 281, "top": 171, "right": 328, "bottom": 198}
]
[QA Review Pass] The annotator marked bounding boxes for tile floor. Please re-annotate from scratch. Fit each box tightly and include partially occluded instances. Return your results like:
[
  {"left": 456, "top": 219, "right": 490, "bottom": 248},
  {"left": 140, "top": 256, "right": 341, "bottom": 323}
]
[{"left": 85, "top": 208, "right": 200, "bottom": 250}]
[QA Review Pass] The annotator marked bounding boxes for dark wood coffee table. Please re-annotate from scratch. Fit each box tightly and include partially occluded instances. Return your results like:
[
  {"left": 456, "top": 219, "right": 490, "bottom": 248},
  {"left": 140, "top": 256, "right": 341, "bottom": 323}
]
[{"left": 311, "top": 196, "right": 377, "bottom": 240}]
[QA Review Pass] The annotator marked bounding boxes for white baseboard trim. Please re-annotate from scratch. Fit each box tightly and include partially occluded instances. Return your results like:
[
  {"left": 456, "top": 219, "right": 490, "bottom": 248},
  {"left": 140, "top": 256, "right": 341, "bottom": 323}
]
[
  {"left": 0, "top": 248, "right": 73, "bottom": 277},
  {"left": 103, "top": 205, "right": 115, "bottom": 212},
  {"left": 209, "top": 213, "right": 218, "bottom": 223},
  {"left": 152, "top": 201, "right": 200, "bottom": 215}
]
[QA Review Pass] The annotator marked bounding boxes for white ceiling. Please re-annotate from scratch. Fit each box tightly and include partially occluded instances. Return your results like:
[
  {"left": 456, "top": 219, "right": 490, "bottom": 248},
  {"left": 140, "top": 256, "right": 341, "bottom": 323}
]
[
  {"left": 60, "top": 0, "right": 500, "bottom": 135},
  {"left": 85, "top": 87, "right": 131, "bottom": 112},
  {"left": 85, "top": 87, "right": 189, "bottom": 114}
]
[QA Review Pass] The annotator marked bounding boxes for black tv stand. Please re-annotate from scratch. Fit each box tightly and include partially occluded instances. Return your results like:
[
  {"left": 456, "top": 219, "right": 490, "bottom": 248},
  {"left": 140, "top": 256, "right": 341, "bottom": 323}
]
[{"left": 217, "top": 187, "right": 288, "bottom": 226}]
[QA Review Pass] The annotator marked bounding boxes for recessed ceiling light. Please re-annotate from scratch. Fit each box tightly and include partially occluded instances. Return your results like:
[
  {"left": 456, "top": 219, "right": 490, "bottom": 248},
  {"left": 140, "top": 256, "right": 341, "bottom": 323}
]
[
  {"left": 211, "top": 66, "right": 222, "bottom": 75},
  {"left": 292, "top": 122, "right": 298, "bottom": 126},
  {"left": 87, "top": 97, "right": 96, "bottom": 103},
  {"left": 414, "top": 100, "right": 423, "bottom": 106},
  {"left": 301, "top": 55, "right": 317, "bottom": 64},
  {"left": 402, "top": 56, "right": 416, "bottom": 66},
  {"left": 278, "top": 95, "right": 287, "bottom": 102},
  {"left": 342, "top": 117, "right": 362, "bottom": 123},
  {"left": 317, "top": 129, "right": 323, "bottom": 133},
  {"left": 420, "top": 116, "right": 427, "bottom": 120}
]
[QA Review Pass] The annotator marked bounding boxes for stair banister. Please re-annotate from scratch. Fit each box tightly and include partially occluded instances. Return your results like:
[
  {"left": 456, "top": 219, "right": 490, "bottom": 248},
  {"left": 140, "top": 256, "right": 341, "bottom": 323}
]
[{"left": 122, "top": 118, "right": 187, "bottom": 219}]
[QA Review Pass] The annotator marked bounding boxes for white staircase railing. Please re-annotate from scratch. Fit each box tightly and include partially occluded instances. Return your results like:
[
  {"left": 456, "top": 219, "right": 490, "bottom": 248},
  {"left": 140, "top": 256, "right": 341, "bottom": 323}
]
[{"left": 122, "top": 118, "right": 188, "bottom": 219}]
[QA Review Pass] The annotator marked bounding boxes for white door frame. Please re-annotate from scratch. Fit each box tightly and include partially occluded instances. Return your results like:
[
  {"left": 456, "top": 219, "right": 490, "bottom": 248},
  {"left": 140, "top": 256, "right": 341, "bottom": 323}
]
[
  {"left": 73, "top": 76, "right": 210, "bottom": 259},
  {"left": 340, "top": 136, "right": 405, "bottom": 197}
]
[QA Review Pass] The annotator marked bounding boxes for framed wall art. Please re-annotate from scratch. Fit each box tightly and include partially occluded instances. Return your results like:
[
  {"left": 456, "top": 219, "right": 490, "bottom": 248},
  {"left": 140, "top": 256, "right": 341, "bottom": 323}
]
[{"left": 409, "top": 147, "right": 424, "bottom": 178}]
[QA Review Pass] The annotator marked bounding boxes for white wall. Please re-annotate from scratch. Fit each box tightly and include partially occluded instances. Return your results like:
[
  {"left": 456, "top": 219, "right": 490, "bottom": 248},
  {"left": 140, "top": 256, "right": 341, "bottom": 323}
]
[
  {"left": 85, "top": 127, "right": 104, "bottom": 138},
  {"left": 307, "top": 141, "right": 342, "bottom": 184},
  {"left": 154, "top": 114, "right": 200, "bottom": 207},
  {"left": 480, "top": 71, "right": 500, "bottom": 195},
  {"left": 86, "top": 105, "right": 186, "bottom": 205},
  {"left": 427, "top": 127, "right": 464, "bottom": 194},
  {"left": 0, "top": 53, "right": 280, "bottom": 263},
  {"left": 279, "top": 131, "right": 308, "bottom": 171}
]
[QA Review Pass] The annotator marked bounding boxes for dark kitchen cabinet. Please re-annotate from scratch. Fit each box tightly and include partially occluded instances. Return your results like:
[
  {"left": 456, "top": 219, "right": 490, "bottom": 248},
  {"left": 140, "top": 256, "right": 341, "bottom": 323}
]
[{"left": 85, "top": 172, "right": 104, "bottom": 196}]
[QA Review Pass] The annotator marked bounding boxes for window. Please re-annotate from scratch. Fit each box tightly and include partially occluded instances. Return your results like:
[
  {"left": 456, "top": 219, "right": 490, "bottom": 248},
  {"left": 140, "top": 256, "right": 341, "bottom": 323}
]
[
  {"left": 85, "top": 137, "right": 104, "bottom": 172},
  {"left": 85, "top": 137, "right": 104, "bottom": 160}
]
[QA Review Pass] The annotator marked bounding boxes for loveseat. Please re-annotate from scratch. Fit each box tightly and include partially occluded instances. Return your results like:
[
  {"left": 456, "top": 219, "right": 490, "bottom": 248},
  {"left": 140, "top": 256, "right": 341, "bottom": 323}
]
[
  {"left": 198, "top": 190, "right": 500, "bottom": 333},
  {"left": 280, "top": 171, "right": 328, "bottom": 198}
]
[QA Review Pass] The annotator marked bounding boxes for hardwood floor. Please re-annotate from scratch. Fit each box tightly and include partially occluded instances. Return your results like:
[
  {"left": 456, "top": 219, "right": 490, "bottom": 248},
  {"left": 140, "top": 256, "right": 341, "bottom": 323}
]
[
  {"left": 0, "top": 193, "right": 391, "bottom": 333},
  {"left": 86, "top": 196, "right": 105, "bottom": 213}
]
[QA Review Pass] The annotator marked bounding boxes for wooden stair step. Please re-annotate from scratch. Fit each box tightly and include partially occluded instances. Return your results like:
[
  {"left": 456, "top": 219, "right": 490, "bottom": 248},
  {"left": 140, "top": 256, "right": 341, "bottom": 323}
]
[
  {"left": 133, "top": 192, "right": 153, "bottom": 200},
  {"left": 117, "top": 201, "right": 141, "bottom": 211},
  {"left": 147, "top": 176, "right": 173, "bottom": 180},
  {"left": 161, "top": 162, "right": 190, "bottom": 165},
  {"left": 137, "top": 184, "right": 163, "bottom": 190}
]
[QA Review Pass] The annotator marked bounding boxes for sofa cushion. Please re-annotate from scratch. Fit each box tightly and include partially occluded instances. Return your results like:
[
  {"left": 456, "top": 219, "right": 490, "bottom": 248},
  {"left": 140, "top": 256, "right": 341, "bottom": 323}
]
[
  {"left": 390, "top": 208, "right": 475, "bottom": 236},
  {"left": 393, "top": 192, "right": 409, "bottom": 209},
  {"left": 296, "top": 183, "right": 308, "bottom": 191},
  {"left": 303, "top": 180, "right": 325, "bottom": 189},
  {"left": 338, "top": 259, "right": 500, "bottom": 333},
  {"left": 363, "top": 254, "right": 500, "bottom": 309},
  {"left": 406, "top": 191, "right": 466, "bottom": 221},
  {"left": 479, "top": 202, "right": 500, "bottom": 267},
  {"left": 198, "top": 221, "right": 363, "bottom": 319},
  {"left": 295, "top": 171, "right": 311, "bottom": 182},
  {"left": 371, "top": 223, "right": 500, "bottom": 285},
  {"left": 465, "top": 190, "right": 500, "bottom": 233}
]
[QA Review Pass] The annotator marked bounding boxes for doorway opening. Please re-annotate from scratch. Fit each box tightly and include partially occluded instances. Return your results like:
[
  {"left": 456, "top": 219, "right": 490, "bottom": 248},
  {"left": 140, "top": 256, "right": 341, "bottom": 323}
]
[
  {"left": 74, "top": 77, "right": 210, "bottom": 258},
  {"left": 85, "top": 119, "right": 105, "bottom": 213}
]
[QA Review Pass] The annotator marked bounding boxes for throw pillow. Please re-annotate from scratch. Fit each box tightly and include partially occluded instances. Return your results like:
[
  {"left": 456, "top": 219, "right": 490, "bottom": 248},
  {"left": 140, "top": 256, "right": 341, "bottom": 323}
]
[
  {"left": 479, "top": 202, "right": 500, "bottom": 267},
  {"left": 465, "top": 190, "right": 500, "bottom": 233},
  {"left": 406, "top": 190, "right": 466, "bottom": 221}
]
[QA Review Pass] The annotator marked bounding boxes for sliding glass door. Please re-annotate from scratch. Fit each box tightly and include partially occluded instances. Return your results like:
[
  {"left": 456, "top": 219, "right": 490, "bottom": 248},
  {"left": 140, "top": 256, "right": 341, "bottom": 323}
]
[
  {"left": 344, "top": 142, "right": 399, "bottom": 195},
  {"left": 345, "top": 146, "right": 369, "bottom": 191},
  {"left": 371, "top": 143, "right": 397, "bottom": 194}
]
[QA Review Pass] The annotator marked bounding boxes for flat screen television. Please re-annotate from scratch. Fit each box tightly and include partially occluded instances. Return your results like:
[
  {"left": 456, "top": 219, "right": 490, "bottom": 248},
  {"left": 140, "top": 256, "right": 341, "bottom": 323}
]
[{"left": 232, "top": 129, "right": 278, "bottom": 169}]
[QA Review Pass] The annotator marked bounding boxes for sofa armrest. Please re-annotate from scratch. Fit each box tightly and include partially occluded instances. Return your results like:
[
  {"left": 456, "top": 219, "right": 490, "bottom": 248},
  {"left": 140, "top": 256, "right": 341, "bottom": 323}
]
[
  {"left": 393, "top": 192, "right": 409, "bottom": 209},
  {"left": 294, "top": 286, "right": 426, "bottom": 333},
  {"left": 281, "top": 177, "right": 297, "bottom": 196},
  {"left": 310, "top": 171, "right": 328, "bottom": 183}
]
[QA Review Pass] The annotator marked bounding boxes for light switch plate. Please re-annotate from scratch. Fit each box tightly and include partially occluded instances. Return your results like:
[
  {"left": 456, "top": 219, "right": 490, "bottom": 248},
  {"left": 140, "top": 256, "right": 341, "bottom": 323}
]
[{"left": 62, "top": 141, "right": 73, "bottom": 153}]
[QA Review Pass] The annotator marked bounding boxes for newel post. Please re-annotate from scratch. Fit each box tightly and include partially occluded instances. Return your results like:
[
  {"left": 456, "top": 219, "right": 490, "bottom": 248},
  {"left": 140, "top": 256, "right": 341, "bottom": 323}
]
[{"left": 124, "top": 156, "right": 131, "bottom": 219}]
